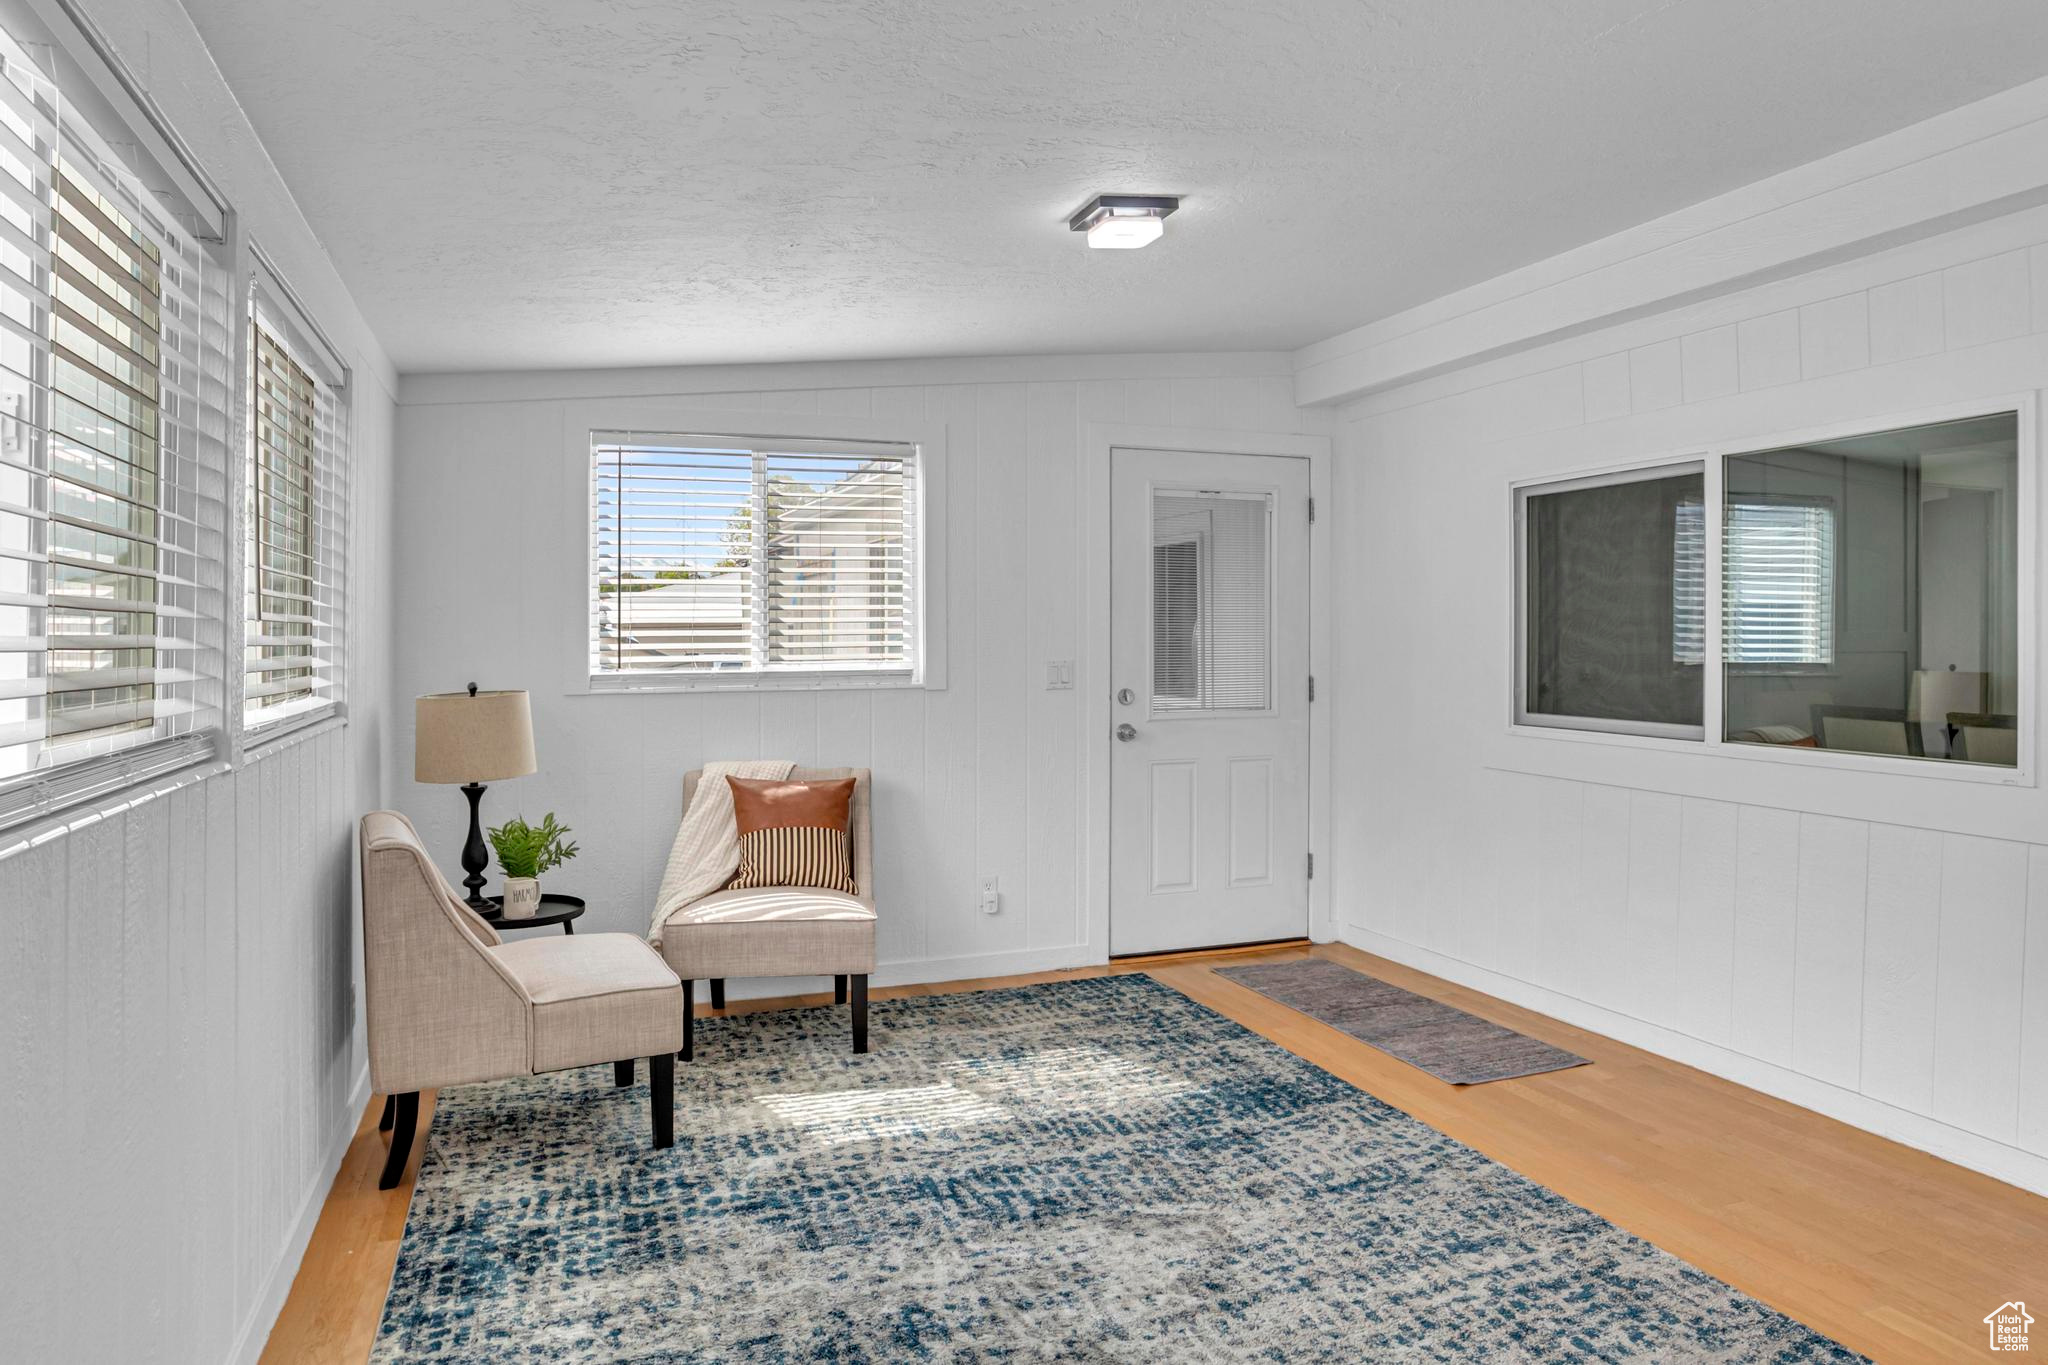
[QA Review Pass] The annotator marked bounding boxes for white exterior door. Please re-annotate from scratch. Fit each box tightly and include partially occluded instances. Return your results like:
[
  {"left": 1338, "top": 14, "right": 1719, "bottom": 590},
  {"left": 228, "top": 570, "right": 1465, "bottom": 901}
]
[{"left": 1109, "top": 447, "right": 1311, "bottom": 955}]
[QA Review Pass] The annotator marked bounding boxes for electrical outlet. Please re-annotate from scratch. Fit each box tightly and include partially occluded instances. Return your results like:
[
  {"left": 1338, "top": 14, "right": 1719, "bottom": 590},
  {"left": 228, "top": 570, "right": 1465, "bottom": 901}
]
[{"left": 979, "top": 875, "right": 1000, "bottom": 914}]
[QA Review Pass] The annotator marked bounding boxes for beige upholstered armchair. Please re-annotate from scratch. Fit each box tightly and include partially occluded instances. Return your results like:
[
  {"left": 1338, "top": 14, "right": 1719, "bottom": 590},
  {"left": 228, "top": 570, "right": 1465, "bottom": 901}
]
[
  {"left": 659, "top": 767, "right": 876, "bottom": 1059},
  {"left": 360, "top": 811, "right": 684, "bottom": 1188}
]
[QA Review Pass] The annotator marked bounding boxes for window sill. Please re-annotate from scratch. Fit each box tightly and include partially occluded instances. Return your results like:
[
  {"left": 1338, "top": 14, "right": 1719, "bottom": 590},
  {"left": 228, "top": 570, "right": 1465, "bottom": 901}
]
[
  {"left": 1505, "top": 720, "right": 2032, "bottom": 786},
  {"left": 242, "top": 706, "right": 345, "bottom": 760},
  {"left": 0, "top": 748, "right": 230, "bottom": 861},
  {"left": 581, "top": 671, "right": 928, "bottom": 695}
]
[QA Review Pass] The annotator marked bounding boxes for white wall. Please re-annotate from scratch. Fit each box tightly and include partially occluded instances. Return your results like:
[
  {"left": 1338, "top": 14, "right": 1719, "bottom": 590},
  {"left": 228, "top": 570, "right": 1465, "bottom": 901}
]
[
  {"left": 1331, "top": 201, "right": 2048, "bottom": 1195},
  {"left": 0, "top": 2, "right": 398, "bottom": 1361},
  {"left": 394, "top": 355, "right": 1325, "bottom": 989}
]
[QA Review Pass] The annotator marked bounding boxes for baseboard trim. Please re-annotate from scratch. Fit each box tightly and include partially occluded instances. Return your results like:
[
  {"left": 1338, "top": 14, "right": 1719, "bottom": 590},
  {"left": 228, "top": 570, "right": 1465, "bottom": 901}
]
[
  {"left": 229, "top": 1063, "right": 373, "bottom": 1365},
  {"left": 1342, "top": 926, "right": 2048, "bottom": 1199}
]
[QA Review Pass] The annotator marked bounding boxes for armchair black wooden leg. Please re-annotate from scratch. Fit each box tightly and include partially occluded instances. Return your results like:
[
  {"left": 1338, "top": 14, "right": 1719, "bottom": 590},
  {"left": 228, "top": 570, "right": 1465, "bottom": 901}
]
[
  {"left": 614, "top": 1059, "right": 634, "bottom": 1087},
  {"left": 378, "top": 1091, "right": 419, "bottom": 1191},
  {"left": 679, "top": 979, "right": 695, "bottom": 1062},
  {"left": 650, "top": 1052, "right": 674, "bottom": 1149},
  {"left": 851, "top": 974, "right": 869, "bottom": 1054},
  {"left": 834, "top": 974, "right": 848, "bottom": 1005},
  {"left": 378, "top": 1093, "right": 395, "bottom": 1131},
  {"left": 709, "top": 978, "right": 725, "bottom": 1010}
]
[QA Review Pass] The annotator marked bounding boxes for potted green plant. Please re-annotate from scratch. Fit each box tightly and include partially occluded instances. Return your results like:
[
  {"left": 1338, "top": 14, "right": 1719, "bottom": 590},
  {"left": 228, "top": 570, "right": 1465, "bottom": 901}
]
[{"left": 487, "top": 812, "right": 578, "bottom": 918}]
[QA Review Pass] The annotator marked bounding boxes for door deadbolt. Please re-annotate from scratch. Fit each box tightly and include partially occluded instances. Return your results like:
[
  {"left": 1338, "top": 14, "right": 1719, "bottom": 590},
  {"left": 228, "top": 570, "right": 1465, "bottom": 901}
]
[{"left": 1116, "top": 687, "right": 1135, "bottom": 706}]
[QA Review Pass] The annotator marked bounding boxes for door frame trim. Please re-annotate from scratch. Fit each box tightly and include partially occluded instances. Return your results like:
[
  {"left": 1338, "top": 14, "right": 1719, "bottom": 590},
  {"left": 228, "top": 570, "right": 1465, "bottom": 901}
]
[{"left": 1081, "top": 423, "right": 1334, "bottom": 963}]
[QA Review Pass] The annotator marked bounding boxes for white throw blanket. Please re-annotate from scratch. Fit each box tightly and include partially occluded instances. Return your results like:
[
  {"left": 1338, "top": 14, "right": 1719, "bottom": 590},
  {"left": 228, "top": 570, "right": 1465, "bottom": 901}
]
[{"left": 648, "top": 759, "right": 795, "bottom": 946}]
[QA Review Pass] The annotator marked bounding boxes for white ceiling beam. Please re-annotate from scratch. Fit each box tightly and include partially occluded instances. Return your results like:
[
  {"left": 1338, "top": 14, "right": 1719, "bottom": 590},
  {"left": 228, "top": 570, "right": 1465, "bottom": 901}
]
[{"left": 1293, "top": 75, "right": 2048, "bottom": 408}]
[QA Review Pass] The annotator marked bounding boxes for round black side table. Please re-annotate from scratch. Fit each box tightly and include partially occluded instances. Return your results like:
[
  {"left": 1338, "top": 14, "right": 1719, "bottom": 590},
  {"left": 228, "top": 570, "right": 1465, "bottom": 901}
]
[{"left": 479, "top": 891, "right": 585, "bottom": 934}]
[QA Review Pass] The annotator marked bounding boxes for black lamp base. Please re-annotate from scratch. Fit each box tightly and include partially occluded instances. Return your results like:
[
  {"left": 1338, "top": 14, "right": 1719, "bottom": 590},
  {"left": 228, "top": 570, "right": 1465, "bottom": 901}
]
[{"left": 460, "top": 781, "right": 491, "bottom": 910}]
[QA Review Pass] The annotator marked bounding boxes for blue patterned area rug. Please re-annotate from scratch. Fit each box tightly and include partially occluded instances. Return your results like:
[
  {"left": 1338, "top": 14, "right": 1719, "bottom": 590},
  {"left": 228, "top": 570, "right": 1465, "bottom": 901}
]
[{"left": 374, "top": 975, "right": 1862, "bottom": 1362}]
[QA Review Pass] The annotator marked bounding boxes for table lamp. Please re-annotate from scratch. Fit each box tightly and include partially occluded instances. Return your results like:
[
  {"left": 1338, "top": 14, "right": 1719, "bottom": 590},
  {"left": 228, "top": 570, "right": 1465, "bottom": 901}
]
[{"left": 415, "top": 683, "right": 537, "bottom": 909}]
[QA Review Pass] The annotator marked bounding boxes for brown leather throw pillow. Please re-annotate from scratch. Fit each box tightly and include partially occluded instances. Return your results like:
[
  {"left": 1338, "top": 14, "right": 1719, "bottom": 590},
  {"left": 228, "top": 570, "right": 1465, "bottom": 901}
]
[{"left": 726, "top": 776, "right": 858, "bottom": 894}]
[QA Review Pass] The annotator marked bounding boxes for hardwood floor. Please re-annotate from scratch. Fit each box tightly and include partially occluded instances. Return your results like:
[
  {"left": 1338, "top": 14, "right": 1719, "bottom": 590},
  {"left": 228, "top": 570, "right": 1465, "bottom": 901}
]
[{"left": 261, "top": 942, "right": 2048, "bottom": 1363}]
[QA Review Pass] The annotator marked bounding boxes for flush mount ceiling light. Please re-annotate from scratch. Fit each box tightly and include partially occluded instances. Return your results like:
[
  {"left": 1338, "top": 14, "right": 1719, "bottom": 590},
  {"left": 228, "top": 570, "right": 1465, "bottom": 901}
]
[{"left": 1069, "top": 194, "right": 1178, "bottom": 249}]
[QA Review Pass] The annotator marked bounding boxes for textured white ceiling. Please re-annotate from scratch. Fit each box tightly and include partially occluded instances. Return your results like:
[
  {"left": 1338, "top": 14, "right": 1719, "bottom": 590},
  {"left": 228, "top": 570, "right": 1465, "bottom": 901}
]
[{"left": 178, "top": 0, "right": 2048, "bottom": 373}]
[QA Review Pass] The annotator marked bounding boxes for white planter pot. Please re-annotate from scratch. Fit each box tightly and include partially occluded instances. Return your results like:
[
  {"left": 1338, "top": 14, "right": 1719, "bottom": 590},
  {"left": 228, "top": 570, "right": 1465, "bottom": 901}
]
[{"left": 502, "top": 876, "right": 542, "bottom": 919}]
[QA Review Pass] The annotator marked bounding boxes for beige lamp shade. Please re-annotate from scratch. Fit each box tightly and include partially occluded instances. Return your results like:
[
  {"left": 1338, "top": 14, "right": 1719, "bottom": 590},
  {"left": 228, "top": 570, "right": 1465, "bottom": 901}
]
[
  {"left": 1907, "top": 669, "right": 1986, "bottom": 723},
  {"left": 415, "top": 688, "right": 537, "bottom": 784}
]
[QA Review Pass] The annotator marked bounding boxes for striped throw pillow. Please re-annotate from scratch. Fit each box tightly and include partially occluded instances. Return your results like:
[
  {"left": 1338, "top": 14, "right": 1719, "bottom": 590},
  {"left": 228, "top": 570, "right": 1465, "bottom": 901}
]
[{"left": 726, "top": 776, "right": 858, "bottom": 894}]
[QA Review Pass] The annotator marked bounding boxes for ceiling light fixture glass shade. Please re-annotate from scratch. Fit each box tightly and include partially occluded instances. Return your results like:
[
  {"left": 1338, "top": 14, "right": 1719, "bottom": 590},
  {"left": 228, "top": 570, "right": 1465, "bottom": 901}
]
[
  {"left": 1069, "top": 194, "right": 1178, "bottom": 249},
  {"left": 1087, "top": 214, "right": 1164, "bottom": 249}
]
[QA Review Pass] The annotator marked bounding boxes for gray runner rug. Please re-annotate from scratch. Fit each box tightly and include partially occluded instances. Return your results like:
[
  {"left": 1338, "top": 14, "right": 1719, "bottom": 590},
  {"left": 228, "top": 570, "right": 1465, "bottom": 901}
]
[{"left": 1218, "top": 957, "right": 1590, "bottom": 1084}]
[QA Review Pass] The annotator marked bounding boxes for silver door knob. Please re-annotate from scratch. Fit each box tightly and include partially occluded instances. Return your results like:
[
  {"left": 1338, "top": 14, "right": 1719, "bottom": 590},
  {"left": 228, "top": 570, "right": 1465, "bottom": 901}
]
[{"left": 1115, "top": 723, "right": 1137, "bottom": 742}]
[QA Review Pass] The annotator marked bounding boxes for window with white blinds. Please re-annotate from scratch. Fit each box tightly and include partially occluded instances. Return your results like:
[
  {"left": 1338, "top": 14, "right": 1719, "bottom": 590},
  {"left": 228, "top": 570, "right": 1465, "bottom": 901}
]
[
  {"left": 1672, "top": 497, "right": 1835, "bottom": 668},
  {"left": 0, "top": 31, "right": 231, "bottom": 827},
  {"left": 244, "top": 298, "right": 344, "bottom": 731},
  {"left": 590, "top": 432, "right": 918, "bottom": 683},
  {"left": 1722, "top": 500, "right": 1835, "bottom": 666},
  {"left": 1671, "top": 495, "right": 1707, "bottom": 666}
]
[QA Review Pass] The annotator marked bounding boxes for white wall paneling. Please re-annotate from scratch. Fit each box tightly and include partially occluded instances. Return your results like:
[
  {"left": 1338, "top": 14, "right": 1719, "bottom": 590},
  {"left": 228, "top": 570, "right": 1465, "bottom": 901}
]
[
  {"left": 0, "top": 2, "right": 399, "bottom": 1359},
  {"left": 1333, "top": 199, "right": 2048, "bottom": 1195},
  {"left": 395, "top": 359, "right": 1328, "bottom": 993}
]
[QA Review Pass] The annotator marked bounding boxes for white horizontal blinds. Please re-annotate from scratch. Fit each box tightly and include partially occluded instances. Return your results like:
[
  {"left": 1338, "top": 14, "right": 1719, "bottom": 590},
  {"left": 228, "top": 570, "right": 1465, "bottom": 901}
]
[
  {"left": 592, "top": 438, "right": 756, "bottom": 672},
  {"left": 1151, "top": 491, "right": 1271, "bottom": 713},
  {"left": 0, "top": 23, "right": 229, "bottom": 818},
  {"left": 145, "top": 163, "right": 230, "bottom": 752},
  {"left": 48, "top": 157, "right": 165, "bottom": 746},
  {"left": 1672, "top": 495, "right": 1706, "bottom": 665},
  {"left": 1724, "top": 500, "right": 1835, "bottom": 665},
  {"left": 590, "top": 432, "right": 916, "bottom": 677},
  {"left": 759, "top": 448, "right": 912, "bottom": 670},
  {"left": 245, "top": 316, "right": 339, "bottom": 724},
  {"left": 0, "top": 46, "right": 58, "bottom": 783}
]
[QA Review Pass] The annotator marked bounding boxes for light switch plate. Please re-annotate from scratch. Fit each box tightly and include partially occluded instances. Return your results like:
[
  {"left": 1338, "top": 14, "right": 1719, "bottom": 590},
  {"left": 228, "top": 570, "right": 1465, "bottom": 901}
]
[{"left": 1045, "top": 660, "right": 1074, "bottom": 690}]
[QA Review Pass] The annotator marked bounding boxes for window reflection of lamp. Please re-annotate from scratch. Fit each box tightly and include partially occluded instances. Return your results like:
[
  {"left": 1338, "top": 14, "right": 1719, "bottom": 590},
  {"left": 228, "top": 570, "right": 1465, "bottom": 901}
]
[{"left": 1909, "top": 668, "right": 1985, "bottom": 759}]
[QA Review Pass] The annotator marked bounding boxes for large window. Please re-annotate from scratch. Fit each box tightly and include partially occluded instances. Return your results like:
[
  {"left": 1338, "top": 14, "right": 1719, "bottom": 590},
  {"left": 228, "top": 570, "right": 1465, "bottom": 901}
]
[
  {"left": 1516, "top": 409, "right": 2023, "bottom": 770},
  {"left": 589, "top": 432, "right": 920, "bottom": 685},
  {"left": 0, "top": 35, "right": 233, "bottom": 828}
]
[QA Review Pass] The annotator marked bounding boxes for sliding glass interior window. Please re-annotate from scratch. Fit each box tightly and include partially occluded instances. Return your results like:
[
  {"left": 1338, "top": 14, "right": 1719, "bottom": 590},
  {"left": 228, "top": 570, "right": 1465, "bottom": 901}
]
[
  {"left": 1723, "top": 412, "right": 2019, "bottom": 766},
  {"left": 1518, "top": 463, "right": 1706, "bottom": 738}
]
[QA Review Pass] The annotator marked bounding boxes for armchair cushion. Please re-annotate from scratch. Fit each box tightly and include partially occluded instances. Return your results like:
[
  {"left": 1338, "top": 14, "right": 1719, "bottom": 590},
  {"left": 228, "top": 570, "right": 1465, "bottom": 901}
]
[
  {"left": 493, "top": 934, "right": 683, "bottom": 1074},
  {"left": 660, "top": 885, "right": 876, "bottom": 979}
]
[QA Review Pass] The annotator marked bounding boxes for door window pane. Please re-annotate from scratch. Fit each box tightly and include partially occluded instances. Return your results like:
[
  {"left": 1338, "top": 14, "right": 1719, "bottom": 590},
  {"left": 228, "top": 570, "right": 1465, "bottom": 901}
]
[
  {"left": 1725, "top": 412, "right": 2019, "bottom": 766},
  {"left": 1521, "top": 466, "right": 1705, "bottom": 734},
  {"left": 1152, "top": 491, "right": 1271, "bottom": 713}
]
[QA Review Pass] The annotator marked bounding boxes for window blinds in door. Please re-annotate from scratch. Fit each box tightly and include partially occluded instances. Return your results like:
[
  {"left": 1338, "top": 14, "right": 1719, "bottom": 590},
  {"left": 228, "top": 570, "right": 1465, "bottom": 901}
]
[
  {"left": 0, "top": 31, "right": 230, "bottom": 824},
  {"left": 1150, "top": 490, "right": 1272, "bottom": 713}
]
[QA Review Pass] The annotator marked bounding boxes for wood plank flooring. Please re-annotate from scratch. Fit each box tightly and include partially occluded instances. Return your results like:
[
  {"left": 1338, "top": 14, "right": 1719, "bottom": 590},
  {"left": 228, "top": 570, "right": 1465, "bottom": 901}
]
[{"left": 260, "top": 943, "right": 2048, "bottom": 1363}]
